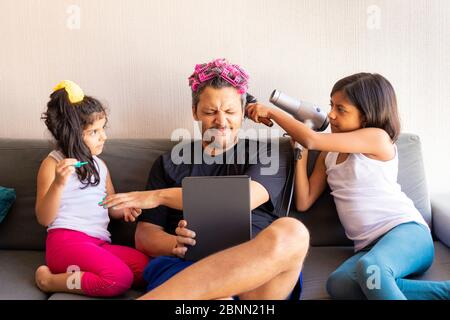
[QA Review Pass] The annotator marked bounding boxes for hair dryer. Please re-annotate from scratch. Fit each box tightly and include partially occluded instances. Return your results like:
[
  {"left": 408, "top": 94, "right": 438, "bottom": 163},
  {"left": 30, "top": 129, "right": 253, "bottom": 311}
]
[
  {"left": 245, "top": 91, "right": 329, "bottom": 159},
  {"left": 269, "top": 90, "right": 329, "bottom": 159},
  {"left": 269, "top": 90, "right": 329, "bottom": 132}
]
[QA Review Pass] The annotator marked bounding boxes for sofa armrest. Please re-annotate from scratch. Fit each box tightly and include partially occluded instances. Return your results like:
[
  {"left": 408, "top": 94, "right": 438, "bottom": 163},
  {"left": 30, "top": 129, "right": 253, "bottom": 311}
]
[{"left": 431, "top": 193, "right": 450, "bottom": 247}]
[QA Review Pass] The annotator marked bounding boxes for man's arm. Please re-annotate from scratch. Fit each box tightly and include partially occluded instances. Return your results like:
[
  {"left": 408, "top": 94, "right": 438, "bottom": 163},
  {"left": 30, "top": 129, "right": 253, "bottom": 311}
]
[
  {"left": 155, "top": 188, "right": 182, "bottom": 210},
  {"left": 135, "top": 220, "right": 197, "bottom": 258},
  {"left": 101, "top": 187, "right": 181, "bottom": 211},
  {"left": 156, "top": 182, "right": 269, "bottom": 210},
  {"left": 135, "top": 221, "right": 177, "bottom": 257},
  {"left": 103, "top": 183, "right": 268, "bottom": 212}
]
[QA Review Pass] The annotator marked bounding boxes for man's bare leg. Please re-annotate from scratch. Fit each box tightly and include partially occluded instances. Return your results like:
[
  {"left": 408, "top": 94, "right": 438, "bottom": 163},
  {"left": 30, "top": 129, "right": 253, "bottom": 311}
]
[
  {"left": 238, "top": 258, "right": 304, "bottom": 300},
  {"left": 137, "top": 217, "right": 309, "bottom": 300}
]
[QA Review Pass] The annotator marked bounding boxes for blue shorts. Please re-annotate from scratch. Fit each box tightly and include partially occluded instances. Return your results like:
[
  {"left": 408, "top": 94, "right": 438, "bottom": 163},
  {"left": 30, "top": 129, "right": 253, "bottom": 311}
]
[
  {"left": 144, "top": 256, "right": 195, "bottom": 292},
  {"left": 143, "top": 256, "right": 302, "bottom": 300}
]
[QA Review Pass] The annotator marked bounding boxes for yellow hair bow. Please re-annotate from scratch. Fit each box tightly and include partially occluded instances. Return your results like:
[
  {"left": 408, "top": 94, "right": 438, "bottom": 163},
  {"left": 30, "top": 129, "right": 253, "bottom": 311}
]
[{"left": 53, "top": 80, "right": 85, "bottom": 103}]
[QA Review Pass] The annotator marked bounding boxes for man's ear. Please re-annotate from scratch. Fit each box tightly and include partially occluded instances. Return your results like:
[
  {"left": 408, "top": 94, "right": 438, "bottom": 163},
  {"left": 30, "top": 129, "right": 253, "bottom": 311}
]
[{"left": 192, "top": 106, "right": 199, "bottom": 121}]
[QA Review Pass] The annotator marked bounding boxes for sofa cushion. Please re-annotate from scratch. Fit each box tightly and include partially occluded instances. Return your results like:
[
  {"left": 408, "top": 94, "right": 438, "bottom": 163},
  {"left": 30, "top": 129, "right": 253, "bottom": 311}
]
[
  {"left": 48, "top": 289, "right": 143, "bottom": 300},
  {"left": 0, "top": 140, "right": 52, "bottom": 250},
  {"left": 0, "top": 138, "right": 293, "bottom": 249},
  {"left": 0, "top": 249, "right": 144, "bottom": 300},
  {"left": 0, "top": 250, "right": 48, "bottom": 300},
  {"left": 418, "top": 242, "right": 450, "bottom": 281},
  {"left": 396, "top": 134, "right": 432, "bottom": 226},
  {"left": 0, "top": 186, "right": 16, "bottom": 224},
  {"left": 431, "top": 194, "right": 450, "bottom": 248},
  {"left": 300, "top": 246, "right": 354, "bottom": 299},
  {"left": 0, "top": 139, "right": 177, "bottom": 250},
  {"left": 300, "top": 241, "right": 450, "bottom": 300},
  {"left": 0, "top": 134, "right": 434, "bottom": 250}
]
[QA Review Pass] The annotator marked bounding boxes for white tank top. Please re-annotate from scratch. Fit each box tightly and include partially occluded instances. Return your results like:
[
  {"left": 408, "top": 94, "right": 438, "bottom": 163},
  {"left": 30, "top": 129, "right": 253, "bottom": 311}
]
[
  {"left": 325, "top": 146, "right": 429, "bottom": 252},
  {"left": 47, "top": 150, "right": 111, "bottom": 242}
]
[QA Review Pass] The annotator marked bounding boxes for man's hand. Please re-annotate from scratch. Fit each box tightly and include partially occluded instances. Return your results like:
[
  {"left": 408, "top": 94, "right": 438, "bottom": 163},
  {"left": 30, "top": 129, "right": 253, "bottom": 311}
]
[
  {"left": 172, "top": 220, "right": 196, "bottom": 258},
  {"left": 101, "top": 191, "right": 159, "bottom": 210}
]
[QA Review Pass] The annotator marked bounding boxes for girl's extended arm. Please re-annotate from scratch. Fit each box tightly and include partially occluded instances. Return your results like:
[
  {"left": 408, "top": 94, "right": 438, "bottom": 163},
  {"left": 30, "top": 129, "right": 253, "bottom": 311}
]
[
  {"left": 295, "top": 150, "right": 328, "bottom": 212},
  {"left": 248, "top": 105, "right": 394, "bottom": 160}
]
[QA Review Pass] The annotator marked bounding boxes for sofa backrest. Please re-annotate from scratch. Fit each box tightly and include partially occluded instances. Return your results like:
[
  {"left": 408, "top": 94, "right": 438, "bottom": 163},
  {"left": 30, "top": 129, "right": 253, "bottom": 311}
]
[
  {"left": 0, "top": 138, "right": 292, "bottom": 250},
  {"left": 0, "top": 139, "right": 176, "bottom": 250},
  {"left": 0, "top": 134, "right": 431, "bottom": 250}
]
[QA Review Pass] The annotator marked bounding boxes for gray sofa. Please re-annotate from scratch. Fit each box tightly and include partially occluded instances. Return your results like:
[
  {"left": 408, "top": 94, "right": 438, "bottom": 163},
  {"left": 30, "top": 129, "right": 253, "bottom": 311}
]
[{"left": 0, "top": 134, "right": 449, "bottom": 300}]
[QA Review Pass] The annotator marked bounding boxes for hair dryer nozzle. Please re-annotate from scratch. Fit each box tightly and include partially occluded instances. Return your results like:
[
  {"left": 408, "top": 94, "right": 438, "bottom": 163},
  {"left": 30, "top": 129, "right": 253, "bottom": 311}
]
[{"left": 269, "top": 89, "right": 329, "bottom": 132}]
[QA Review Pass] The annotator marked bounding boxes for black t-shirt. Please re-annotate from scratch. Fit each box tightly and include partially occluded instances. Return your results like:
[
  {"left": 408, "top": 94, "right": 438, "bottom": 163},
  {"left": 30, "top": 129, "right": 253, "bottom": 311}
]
[{"left": 138, "top": 139, "right": 289, "bottom": 236}]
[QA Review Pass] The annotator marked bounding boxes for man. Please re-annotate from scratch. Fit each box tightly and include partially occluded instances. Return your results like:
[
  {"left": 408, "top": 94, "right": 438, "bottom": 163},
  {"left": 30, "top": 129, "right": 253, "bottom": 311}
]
[{"left": 102, "top": 58, "right": 309, "bottom": 299}]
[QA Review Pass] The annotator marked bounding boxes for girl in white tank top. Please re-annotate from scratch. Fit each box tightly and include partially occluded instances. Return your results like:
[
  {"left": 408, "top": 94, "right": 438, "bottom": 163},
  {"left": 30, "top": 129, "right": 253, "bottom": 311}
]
[
  {"left": 247, "top": 73, "right": 449, "bottom": 299},
  {"left": 34, "top": 80, "right": 148, "bottom": 297}
]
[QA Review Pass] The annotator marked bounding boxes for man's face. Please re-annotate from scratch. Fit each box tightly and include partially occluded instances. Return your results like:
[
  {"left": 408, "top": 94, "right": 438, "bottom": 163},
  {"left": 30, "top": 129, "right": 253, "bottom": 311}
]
[{"left": 193, "top": 86, "right": 244, "bottom": 152}]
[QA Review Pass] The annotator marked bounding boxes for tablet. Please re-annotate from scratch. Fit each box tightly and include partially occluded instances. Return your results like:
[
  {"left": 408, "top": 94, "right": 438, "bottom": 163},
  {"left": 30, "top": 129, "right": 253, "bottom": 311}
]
[{"left": 181, "top": 175, "right": 252, "bottom": 261}]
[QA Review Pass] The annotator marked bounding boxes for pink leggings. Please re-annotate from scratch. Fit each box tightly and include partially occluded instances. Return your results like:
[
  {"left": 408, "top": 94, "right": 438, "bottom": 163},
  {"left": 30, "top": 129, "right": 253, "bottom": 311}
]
[{"left": 45, "top": 228, "right": 149, "bottom": 297}]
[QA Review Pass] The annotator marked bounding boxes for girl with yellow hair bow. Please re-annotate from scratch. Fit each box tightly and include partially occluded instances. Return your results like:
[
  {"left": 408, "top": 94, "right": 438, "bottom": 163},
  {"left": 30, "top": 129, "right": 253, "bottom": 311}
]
[{"left": 34, "top": 80, "right": 149, "bottom": 297}]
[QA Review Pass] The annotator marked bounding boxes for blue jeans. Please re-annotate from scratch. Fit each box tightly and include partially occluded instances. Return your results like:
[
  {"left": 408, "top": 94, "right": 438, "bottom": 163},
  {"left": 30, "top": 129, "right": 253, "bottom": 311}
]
[{"left": 326, "top": 222, "right": 450, "bottom": 300}]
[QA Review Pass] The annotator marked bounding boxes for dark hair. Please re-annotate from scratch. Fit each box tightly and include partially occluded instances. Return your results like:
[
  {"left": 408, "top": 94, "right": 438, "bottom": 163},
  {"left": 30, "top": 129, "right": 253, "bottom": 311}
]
[
  {"left": 41, "top": 89, "right": 107, "bottom": 188},
  {"left": 331, "top": 73, "right": 401, "bottom": 142},
  {"left": 191, "top": 77, "right": 246, "bottom": 111}
]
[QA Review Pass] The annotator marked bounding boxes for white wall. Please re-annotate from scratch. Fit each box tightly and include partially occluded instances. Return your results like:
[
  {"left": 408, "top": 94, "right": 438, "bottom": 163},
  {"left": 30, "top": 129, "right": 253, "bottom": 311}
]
[{"left": 1, "top": 0, "right": 449, "bottom": 194}]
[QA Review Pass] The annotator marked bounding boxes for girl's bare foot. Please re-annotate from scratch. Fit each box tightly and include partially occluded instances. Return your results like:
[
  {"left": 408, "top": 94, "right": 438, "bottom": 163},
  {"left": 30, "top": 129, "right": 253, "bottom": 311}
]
[{"left": 35, "top": 265, "right": 53, "bottom": 292}]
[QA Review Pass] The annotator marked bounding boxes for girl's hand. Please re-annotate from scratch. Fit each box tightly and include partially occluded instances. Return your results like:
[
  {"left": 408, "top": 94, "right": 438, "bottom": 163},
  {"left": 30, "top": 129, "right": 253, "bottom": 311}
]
[
  {"left": 123, "top": 207, "right": 142, "bottom": 222},
  {"left": 54, "top": 158, "right": 78, "bottom": 187},
  {"left": 246, "top": 103, "right": 272, "bottom": 124},
  {"left": 101, "top": 191, "right": 159, "bottom": 210},
  {"left": 172, "top": 220, "right": 196, "bottom": 258}
]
